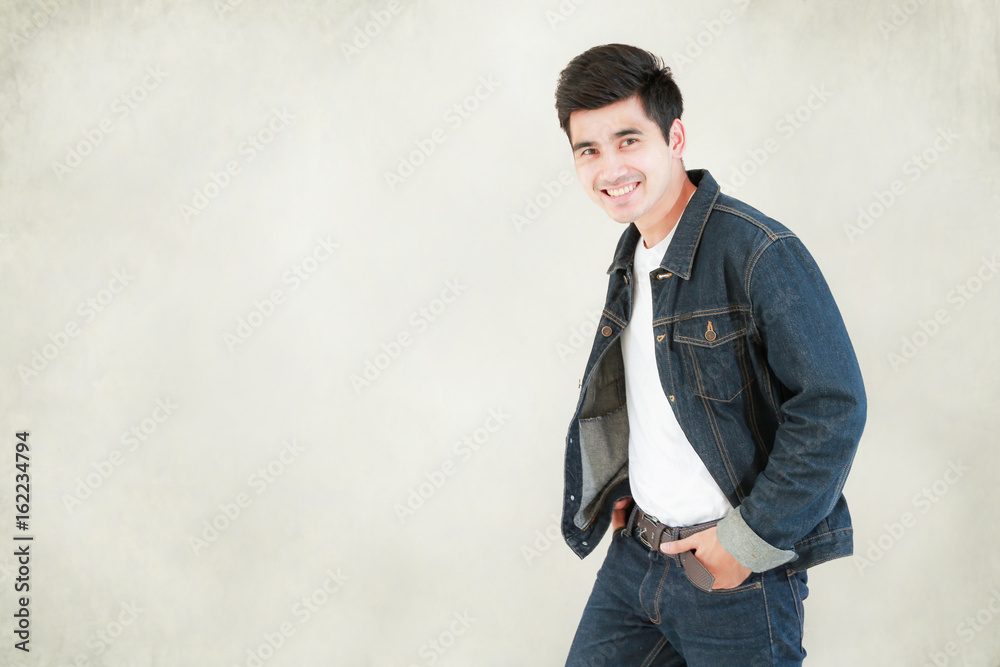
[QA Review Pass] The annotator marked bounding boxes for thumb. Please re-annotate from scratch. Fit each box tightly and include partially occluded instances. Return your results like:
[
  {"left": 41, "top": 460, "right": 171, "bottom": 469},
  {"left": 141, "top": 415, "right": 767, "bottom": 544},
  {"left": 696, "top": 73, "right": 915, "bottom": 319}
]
[{"left": 659, "top": 535, "right": 696, "bottom": 555}]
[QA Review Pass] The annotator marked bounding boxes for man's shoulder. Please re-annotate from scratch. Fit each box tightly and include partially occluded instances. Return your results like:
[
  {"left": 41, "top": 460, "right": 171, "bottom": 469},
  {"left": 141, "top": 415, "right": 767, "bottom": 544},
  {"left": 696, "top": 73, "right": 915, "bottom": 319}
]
[{"left": 706, "top": 191, "right": 797, "bottom": 244}]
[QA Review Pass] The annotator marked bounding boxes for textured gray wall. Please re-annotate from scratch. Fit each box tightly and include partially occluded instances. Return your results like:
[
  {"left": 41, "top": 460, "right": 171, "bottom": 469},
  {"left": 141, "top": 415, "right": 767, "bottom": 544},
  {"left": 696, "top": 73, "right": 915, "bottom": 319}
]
[{"left": 1, "top": 1, "right": 998, "bottom": 665}]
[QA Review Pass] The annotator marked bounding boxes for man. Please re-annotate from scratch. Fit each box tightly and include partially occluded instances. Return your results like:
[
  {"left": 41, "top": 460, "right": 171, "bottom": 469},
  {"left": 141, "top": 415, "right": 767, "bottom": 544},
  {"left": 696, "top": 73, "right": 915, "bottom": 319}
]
[{"left": 555, "top": 44, "right": 866, "bottom": 666}]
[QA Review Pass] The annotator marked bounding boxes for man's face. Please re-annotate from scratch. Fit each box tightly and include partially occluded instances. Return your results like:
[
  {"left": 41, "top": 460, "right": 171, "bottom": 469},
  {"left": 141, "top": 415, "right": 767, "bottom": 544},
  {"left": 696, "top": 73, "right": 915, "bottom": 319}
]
[{"left": 568, "top": 95, "right": 681, "bottom": 225}]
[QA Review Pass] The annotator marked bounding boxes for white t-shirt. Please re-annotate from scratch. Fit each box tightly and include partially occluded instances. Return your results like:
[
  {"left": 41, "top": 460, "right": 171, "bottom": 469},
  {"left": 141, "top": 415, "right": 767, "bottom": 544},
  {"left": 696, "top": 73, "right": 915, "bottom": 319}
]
[{"left": 621, "top": 226, "right": 733, "bottom": 527}]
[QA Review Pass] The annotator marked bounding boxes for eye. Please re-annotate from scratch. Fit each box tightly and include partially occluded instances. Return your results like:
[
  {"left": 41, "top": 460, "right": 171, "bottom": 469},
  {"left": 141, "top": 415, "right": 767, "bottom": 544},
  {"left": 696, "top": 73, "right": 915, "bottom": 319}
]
[
  {"left": 621, "top": 138, "right": 638, "bottom": 147},
  {"left": 579, "top": 148, "right": 596, "bottom": 156}
]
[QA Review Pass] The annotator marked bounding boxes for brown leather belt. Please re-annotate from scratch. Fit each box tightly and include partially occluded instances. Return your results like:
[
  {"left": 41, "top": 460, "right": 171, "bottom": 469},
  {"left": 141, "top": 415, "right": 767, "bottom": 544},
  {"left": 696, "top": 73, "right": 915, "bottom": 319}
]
[{"left": 625, "top": 504, "right": 720, "bottom": 592}]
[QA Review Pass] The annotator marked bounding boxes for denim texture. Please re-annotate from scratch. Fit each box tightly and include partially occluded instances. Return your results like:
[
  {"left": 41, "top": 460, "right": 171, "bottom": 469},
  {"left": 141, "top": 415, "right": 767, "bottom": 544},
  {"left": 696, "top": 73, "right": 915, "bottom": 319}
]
[
  {"left": 561, "top": 169, "right": 867, "bottom": 572},
  {"left": 565, "top": 526, "right": 809, "bottom": 666}
]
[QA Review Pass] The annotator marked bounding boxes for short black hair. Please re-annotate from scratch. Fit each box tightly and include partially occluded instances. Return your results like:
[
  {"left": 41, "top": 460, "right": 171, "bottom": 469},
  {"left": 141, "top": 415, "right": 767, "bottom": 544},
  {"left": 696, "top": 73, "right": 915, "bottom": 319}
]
[{"left": 555, "top": 43, "right": 683, "bottom": 147}]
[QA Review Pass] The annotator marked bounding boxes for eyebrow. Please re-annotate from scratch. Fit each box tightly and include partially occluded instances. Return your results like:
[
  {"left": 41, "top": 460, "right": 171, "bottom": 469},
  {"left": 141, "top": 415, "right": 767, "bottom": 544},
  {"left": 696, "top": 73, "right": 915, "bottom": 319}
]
[{"left": 572, "top": 127, "right": 644, "bottom": 153}]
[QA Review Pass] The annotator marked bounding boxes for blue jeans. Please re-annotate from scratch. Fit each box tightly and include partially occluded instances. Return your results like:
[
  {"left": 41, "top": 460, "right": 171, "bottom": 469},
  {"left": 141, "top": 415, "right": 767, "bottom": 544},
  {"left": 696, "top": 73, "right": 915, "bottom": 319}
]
[{"left": 566, "top": 525, "right": 809, "bottom": 666}]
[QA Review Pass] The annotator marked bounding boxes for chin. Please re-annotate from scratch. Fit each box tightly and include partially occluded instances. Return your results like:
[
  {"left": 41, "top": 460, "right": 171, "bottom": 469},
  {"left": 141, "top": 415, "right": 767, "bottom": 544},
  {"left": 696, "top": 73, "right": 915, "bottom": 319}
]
[{"left": 604, "top": 205, "right": 638, "bottom": 224}]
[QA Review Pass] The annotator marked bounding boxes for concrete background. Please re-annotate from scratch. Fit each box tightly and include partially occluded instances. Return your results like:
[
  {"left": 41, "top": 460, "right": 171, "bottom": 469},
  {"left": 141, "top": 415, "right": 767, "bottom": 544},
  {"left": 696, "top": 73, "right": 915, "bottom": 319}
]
[{"left": 1, "top": 0, "right": 998, "bottom": 665}]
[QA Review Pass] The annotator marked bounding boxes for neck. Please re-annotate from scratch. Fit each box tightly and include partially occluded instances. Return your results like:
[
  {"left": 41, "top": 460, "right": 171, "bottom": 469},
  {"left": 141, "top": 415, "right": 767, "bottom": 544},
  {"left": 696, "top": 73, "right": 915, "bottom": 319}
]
[{"left": 637, "top": 169, "right": 696, "bottom": 249}]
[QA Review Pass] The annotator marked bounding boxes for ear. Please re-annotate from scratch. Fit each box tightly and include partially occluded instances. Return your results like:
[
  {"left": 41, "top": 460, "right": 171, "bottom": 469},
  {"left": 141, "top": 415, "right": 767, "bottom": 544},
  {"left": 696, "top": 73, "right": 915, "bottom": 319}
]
[{"left": 668, "top": 118, "right": 687, "bottom": 158}]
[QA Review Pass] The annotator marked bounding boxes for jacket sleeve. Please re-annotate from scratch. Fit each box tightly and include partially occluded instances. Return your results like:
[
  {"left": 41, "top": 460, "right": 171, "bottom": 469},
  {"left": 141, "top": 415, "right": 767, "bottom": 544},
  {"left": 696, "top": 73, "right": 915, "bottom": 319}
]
[{"left": 716, "top": 234, "right": 867, "bottom": 571}]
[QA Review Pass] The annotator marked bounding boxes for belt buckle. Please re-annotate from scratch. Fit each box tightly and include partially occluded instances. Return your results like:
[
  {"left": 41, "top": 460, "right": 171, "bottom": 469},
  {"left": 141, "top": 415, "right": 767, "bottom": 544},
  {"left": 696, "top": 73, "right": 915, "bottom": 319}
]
[
  {"left": 634, "top": 511, "right": 653, "bottom": 549},
  {"left": 634, "top": 512, "right": 720, "bottom": 591},
  {"left": 646, "top": 523, "right": 665, "bottom": 552},
  {"left": 637, "top": 511, "right": 673, "bottom": 552}
]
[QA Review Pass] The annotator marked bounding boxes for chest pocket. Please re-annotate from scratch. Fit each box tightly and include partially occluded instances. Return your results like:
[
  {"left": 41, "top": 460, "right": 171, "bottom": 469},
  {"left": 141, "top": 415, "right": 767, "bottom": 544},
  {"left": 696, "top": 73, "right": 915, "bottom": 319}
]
[{"left": 673, "top": 311, "right": 752, "bottom": 402}]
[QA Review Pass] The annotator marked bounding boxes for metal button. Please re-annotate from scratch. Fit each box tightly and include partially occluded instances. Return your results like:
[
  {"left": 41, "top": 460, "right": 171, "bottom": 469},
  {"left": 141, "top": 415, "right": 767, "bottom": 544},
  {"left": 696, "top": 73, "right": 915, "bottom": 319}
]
[
  {"left": 705, "top": 321, "right": 717, "bottom": 342},
  {"left": 601, "top": 325, "right": 612, "bottom": 336},
  {"left": 669, "top": 395, "right": 675, "bottom": 402}
]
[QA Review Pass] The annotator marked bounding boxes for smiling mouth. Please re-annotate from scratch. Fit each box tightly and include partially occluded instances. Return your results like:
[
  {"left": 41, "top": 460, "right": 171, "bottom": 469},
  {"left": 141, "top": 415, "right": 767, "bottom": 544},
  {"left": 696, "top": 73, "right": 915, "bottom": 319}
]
[{"left": 602, "top": 182, "right": 639, "bottom": 199}]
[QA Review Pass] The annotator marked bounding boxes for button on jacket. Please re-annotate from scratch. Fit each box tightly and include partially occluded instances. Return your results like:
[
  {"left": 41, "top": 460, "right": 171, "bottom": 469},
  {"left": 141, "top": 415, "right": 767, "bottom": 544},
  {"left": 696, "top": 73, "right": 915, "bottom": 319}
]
[{"left": 561, "top": 168, "right": 867, "bottom": 573}]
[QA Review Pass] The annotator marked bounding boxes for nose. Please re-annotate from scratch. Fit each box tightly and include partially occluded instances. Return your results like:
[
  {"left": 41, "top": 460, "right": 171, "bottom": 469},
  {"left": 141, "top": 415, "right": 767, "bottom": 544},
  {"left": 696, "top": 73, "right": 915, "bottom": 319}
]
[{"left": 598, "top": 152, "right": 629, "bottom": 186}]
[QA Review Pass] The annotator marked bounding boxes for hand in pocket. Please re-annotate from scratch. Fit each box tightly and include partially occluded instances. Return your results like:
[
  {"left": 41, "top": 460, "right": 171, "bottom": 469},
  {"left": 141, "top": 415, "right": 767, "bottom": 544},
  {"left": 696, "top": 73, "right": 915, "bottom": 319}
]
[
  {"left": 611, "top": 497, "right": 634, "bottom": 531},
  {"left": 660, "top": 526, "right": 752, "bottom": 590}
]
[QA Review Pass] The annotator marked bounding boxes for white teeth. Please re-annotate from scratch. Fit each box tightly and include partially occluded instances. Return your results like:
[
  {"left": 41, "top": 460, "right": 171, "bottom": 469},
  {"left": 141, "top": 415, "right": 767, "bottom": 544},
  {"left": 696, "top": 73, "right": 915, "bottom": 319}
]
[{"left": 606, "top": 183, "right": 637, "bottom": 197}]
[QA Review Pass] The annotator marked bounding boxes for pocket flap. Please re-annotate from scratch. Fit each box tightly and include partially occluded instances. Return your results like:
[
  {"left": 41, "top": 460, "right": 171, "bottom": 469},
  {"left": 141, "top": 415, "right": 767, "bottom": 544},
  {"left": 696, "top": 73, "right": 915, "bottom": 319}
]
[{"left": 673, "top": 312, "right": 746, "bottom": 348}]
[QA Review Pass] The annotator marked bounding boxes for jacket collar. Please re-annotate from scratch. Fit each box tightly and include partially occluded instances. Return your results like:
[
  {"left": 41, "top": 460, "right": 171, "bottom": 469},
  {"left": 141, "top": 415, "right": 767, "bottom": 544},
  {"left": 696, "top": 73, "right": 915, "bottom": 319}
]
[{"left": 606, "top": 168, "right": 720, "bottom": 280}]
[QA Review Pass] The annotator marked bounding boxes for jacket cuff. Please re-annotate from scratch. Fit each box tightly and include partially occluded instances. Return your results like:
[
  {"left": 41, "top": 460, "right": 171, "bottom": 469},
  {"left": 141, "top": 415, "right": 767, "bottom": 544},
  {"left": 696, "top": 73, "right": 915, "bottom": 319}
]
[{"left": 717, "top": 506, "right": 797, "bottom": 572}]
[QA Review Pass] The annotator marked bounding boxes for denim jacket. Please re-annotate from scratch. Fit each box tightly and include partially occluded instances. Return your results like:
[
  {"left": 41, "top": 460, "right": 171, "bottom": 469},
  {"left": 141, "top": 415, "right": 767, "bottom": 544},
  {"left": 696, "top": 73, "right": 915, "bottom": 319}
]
[{"left": 561, "top": 169, "right": 866, "bottom": 573}]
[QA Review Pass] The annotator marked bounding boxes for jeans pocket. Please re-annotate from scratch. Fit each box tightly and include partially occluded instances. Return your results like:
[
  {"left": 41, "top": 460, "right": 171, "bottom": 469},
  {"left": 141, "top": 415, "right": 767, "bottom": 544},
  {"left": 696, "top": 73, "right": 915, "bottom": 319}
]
[
  {"left": 680, "top": 552, "right": 762, "bottom": 595},
  {"left": 786, "top": 568, "right": 808, "bottom": 639},
  {"left": 680, "top": 550, "right": 715, "bottom": 592}
]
